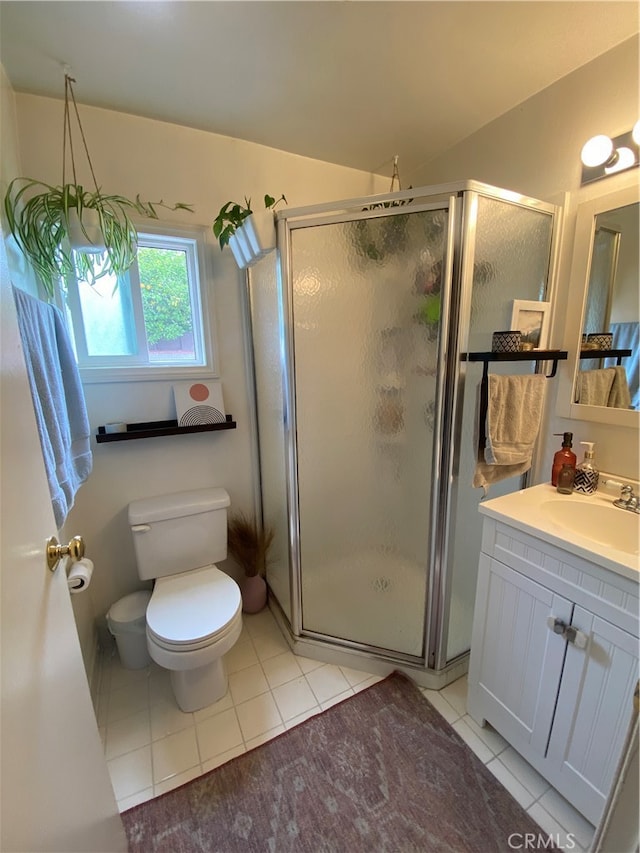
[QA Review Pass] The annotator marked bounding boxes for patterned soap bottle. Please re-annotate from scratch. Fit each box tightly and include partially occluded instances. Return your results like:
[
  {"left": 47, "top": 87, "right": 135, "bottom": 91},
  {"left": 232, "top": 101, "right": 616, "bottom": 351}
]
[{"left": 573, "top": 441, "right": 599, "bottom": 496}]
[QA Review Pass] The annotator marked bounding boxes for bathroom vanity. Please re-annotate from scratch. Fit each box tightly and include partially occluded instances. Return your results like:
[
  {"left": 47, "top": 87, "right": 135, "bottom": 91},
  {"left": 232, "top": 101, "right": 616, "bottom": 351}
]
[{"left": 467, "top": 483, "right": 639, "bottom": 826}]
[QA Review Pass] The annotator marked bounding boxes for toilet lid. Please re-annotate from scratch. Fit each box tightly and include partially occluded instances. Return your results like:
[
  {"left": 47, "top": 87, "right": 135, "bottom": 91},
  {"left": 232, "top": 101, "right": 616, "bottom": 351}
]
[{"left": 146, "top": 565, "right": 241, "bottom": 647}]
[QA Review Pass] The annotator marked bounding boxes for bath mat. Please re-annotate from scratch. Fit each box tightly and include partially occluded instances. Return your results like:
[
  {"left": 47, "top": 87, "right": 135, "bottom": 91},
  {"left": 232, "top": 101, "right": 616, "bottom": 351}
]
[{"left": 122, "top": 671, "right": 547, "bottom": 852}]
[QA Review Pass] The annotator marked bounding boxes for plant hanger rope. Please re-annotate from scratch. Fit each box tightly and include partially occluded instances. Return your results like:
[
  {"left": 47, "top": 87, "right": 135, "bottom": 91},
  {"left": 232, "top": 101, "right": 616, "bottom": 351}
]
[{"left": 62, "top": 74, "right": 100, "bottom": 193}]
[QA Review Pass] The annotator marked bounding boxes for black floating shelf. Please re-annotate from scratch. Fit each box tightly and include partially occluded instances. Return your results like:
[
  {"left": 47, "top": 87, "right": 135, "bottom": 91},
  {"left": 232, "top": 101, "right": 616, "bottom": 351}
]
[
  {"left": 579, "top": 348, "right": 631, "bottom": 366},
  {"left": 96, "top": 414, "right": 237, "bottom": 443},
  {"left": 463, "top": 350, "right": 568, "bottom": 379}
]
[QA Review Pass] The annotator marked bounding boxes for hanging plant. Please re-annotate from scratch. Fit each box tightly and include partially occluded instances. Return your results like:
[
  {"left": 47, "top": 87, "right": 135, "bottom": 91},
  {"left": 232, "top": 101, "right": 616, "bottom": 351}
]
[{"left": 3, "top": 75, "right": 192, "bottom": 297}]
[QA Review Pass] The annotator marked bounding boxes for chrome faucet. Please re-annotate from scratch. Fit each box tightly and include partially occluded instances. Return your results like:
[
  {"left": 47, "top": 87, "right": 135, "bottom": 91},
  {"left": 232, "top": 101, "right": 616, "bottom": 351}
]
[{"left": 613, "top": 484, "right": 640, "bottom": 514}]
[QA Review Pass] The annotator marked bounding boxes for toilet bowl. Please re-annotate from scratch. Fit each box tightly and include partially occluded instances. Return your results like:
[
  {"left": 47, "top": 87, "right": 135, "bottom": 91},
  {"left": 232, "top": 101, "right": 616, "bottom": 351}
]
[
  {"left": 145, "top": 565, "right": 242, "bottom": 711},
  {"left": 128, "top": 487, "right": 242, "bottom": 712}
]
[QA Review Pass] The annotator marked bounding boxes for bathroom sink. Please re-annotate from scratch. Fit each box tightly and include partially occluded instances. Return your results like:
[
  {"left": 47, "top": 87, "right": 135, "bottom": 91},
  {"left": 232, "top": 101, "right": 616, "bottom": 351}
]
[
  {"left": 542, "top": 500, "right": 639, "bottom": 556},
  {"left": 477, "top": 483, "right": 640, "bottom": 579}
]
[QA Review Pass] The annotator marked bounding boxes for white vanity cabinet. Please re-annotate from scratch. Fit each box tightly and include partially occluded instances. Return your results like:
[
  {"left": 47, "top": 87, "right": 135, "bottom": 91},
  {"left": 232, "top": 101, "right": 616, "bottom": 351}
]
[{"left": 468, "top": 515, "right": 639, "bottom": 827}]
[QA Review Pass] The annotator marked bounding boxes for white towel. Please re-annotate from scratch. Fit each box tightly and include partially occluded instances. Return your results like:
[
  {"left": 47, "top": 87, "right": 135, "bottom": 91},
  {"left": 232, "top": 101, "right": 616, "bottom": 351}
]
[
  {"left": 576, "top": 368, "right": 615, "bottom": 406},
  {"left": 473, "top": 374, "right": 546, "bottom": 493}
]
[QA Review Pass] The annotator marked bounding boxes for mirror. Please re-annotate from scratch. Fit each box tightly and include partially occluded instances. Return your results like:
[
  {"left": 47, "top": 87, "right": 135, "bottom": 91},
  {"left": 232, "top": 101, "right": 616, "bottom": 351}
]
[
  {"left": 560, "top": 180, "right": 640, "bottom": 429},
  {"left": 577, "top": 201, "right": 638, "bottom": 409}
]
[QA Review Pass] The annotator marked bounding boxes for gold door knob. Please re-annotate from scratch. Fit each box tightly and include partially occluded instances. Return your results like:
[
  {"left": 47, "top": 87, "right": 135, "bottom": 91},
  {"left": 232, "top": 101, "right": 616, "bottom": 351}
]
[{"left": 46, "top": 535, "right": 85, "bottom": 572}]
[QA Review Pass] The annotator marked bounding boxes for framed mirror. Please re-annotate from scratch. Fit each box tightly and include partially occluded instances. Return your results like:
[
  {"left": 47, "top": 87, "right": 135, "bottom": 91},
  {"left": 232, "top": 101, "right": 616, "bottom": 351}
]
[{"left": 560, "top": 181, "right": 639, "bottom": 428}]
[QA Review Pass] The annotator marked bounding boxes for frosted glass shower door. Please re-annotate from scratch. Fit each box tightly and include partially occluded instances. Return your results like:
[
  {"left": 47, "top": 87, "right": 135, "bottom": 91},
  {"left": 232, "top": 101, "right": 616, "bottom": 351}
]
[{"left": 290, "top": 208, "right": 449, "bottom": 657}]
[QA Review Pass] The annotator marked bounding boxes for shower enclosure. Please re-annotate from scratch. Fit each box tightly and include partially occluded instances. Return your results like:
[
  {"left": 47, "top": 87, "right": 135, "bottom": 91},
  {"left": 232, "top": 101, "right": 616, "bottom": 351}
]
[{"left": 247, "top": 181, "right": 557, "bottom": 684}]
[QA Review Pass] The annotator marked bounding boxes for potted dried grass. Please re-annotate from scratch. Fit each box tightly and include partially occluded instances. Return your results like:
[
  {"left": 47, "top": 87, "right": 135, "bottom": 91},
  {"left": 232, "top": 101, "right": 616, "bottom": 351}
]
[{"left": 227, "top": 512, "right": 274, "bottom": 613}]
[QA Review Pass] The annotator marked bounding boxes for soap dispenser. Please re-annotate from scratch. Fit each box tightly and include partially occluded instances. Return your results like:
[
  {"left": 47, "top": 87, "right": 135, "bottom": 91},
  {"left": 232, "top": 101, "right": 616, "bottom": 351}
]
[
  {"left": 574, "top": 442, "right": 599, "bottom": 496},
  {"left": 551, "top": 432, "right": 576, "bottom": 487}
]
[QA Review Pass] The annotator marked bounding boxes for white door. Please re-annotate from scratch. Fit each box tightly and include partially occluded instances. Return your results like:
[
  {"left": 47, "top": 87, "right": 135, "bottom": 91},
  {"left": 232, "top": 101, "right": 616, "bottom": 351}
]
[
  {"left": 546, "top": 607, "right": 639, "bottom": 826},
  {"left": 0, "top": 238, "right": 127, "bottom": 852},
  {"left": 467, "top": 555, "right": 572, "bottom": 756}
]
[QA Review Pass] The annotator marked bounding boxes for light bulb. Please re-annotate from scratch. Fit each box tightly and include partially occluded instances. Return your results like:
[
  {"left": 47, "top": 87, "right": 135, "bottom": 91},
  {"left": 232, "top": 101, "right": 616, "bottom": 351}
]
[
  {"left": 581, "top": 134, "right": 614, "bottom": 168},
  {"left": 604, "top": 146, "right": 636, "bottom": 175},
  {"left": 633, "top": 120, "right": 640, "bottom": 146}
]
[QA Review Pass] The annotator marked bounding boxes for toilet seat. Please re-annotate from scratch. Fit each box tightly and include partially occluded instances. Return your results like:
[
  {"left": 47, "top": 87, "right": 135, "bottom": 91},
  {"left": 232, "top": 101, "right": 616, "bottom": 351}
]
[{"left": 146, "top": 564, "right": 242, "bottom": 652}]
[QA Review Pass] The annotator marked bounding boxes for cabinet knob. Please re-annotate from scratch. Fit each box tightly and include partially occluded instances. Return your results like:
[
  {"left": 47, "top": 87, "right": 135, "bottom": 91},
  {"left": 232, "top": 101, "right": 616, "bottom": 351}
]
[{"left": 546, "top": 616, "right": 588, "bottom": 649}]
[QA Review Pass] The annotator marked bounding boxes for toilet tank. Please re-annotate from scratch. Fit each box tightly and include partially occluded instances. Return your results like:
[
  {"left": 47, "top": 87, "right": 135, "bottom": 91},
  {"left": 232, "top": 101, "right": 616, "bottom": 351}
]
[{"left": 128, "top": 487, "right": 230, "bottom": 581}]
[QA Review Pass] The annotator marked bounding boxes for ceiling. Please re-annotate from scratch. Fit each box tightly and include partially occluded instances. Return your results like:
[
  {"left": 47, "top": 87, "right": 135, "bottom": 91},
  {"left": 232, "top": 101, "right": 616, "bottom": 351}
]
[{"left": 1, "top": 1, "right": 638, "bottom": 180}]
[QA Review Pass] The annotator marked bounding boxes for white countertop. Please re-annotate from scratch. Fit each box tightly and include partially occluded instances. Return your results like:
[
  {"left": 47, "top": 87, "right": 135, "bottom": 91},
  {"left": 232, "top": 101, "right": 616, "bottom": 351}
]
[{"left": 478, "top": 483, "right": 640, "bottom": 582}]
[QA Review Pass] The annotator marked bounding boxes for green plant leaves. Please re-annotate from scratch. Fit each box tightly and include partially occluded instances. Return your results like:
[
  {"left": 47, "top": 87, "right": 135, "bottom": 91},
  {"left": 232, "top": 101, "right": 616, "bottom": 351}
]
[
  {"left": 213, "top": 193, "right": 287, "bottom": 250},
  {"left": 3, "top": 177, "right": 192, "bottom": 297}
]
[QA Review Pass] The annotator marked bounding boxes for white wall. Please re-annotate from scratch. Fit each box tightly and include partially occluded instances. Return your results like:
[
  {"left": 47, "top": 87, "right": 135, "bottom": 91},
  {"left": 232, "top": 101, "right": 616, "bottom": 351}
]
[
  {"left": 411, "top": 36, "right": 640, "bottom": 482},
  {"left": 10, "top": 91, "right": 386, "bottom": 650}
]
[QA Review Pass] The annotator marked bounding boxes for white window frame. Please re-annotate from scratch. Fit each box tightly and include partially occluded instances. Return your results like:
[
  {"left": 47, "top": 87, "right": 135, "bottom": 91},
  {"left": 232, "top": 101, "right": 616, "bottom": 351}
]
[{"left": 59, "top": 222, "right": 218, "bottom": 383}]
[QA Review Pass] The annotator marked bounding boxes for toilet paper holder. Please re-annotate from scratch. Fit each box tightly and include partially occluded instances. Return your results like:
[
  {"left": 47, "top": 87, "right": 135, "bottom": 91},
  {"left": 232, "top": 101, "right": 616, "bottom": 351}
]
[{"left": 46, "top": 535, "right": 85, "bottom": 572}]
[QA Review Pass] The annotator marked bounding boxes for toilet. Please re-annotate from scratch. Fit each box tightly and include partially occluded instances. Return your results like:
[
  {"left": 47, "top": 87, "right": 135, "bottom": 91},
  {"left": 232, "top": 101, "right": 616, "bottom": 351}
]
[{"left": 128, "top": 487, "right": 242, "bottom": 712}]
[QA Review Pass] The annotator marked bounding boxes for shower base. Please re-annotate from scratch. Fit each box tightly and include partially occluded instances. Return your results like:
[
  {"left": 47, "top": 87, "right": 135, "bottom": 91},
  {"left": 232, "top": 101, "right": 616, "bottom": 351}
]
[{"left": 300, "top": 547, "right": 427, "bottom": 657}]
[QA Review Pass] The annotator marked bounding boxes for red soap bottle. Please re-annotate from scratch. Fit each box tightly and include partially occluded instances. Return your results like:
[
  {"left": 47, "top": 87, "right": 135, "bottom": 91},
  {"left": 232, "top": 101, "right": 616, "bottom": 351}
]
[{"left": 551, "top": 432, "right": 577, "bottom": 487}]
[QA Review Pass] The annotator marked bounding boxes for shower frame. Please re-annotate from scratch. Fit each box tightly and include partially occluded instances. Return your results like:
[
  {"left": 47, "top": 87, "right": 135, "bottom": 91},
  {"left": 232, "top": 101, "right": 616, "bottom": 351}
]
[{"left": 247, "top": 180, "right": 559, "bottom": 687}]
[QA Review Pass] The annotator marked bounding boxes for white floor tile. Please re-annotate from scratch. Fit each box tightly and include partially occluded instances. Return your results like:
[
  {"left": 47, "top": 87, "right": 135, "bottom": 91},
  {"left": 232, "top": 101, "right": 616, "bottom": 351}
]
[
  {"left": 245, "top": 724, "right": 286, "bottom": 751},
  {"left": 461, "top": 714, "right": 508, "bottom": 756},
  {"left": 107, "top": 681, "right": 149, "bottom": 724},
  {"left": 105, "top": 708, "right": 151, "bottom": 760},
  {"left": 486, "top": 757, "right": 535, "bottom": 810},
  {"left": 261, "top": 651, "right": 303, "bottom": 688},
  {"left": 320, "top": 689, "right": 354, "bottom": 711},
  {"left": 152, "top": 727, "right": 200, "bottom": 784},
  {"left": 339, "top": 665, "right": 377, "bottom": 687},
  {"left": 117, "top": 787, "right": 154, "bottom": 813},
  {"left": 352, "top": 674, "right": 384, "bottom": 692},
  {"left": 196, "top": 707, "right": 243, "bottom": 762},
  {"left": 235, "top": 692, "right": 283, "bottom": 741},
  {"left": 225, "top": 637, "right": 259, "bottom": 674},
  {"left": 154, "top": 765, "right": 202, "bottom": 797},
  {"left": 440, "top": 675, "right": 468, "bottom": 717},
  {"left": 107, "top": 746, "right": 153, "bottom": 801},
  {"left": 538, "top": 788, "right": 595, "bottom": 849},
  {"left": 201, "top": 743, "right": 246, "bottom": 774},
  {"left": 452, "top": 718, "right": 494, "bottom": 764},
  {"left": 243, "top": 609, "right": 278, "bottom": 638},
  {"left": 305, "top": 664, "right": 351, "bottom": 704},
  {"left": 498, "top": 746, "right": 550, "bottom": 800},
  {"left": 252, "top": 628, "right": 290, "bottom": 662},
  {"left": 422, "top": 689, "right": 462, "bottom": 725},
  {"left": 192, "top": 690, "right": 234, "bottom": 724},
  {"left": 150, "top": 698, "right": 194, "bottom": 741},
  {"left": 228, "top": 663, "right": 269, "bottom": 704},
  {"left": 271, "top": 676, "right": 319, "bottom": 722},
  {"left": 284, "top": 707, "right": 322, "bottom": 730},
  {"left": 527, "top": 803, "right": 579, "bottom": 850},
  {"left": 296, "top": 655, "right": 325, "bottom": 674}
]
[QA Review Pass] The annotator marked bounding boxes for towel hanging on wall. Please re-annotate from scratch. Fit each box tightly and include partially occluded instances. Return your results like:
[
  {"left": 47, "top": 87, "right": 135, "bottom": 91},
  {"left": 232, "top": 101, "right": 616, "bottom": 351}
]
[
  {"left": 473, "top": 373, "right": 547, "bottom": 494},
  {"left": 12, "top": 286, "right": 92, "bottom": 528}
]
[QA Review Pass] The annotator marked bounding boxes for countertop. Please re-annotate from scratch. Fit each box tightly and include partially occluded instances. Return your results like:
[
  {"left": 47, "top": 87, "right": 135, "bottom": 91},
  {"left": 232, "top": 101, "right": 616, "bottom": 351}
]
[{"left": 478, "top": 482, "right": 640, "bottom": 582}]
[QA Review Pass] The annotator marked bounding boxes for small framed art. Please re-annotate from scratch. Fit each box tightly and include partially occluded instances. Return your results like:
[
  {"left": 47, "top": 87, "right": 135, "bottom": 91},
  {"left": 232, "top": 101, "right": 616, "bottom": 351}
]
[
  {"left": 511, "top": 300, "right": 551, "bottom": 350},
  {"left": 173, "top": 381, "right": 226, "bottom": 426}
]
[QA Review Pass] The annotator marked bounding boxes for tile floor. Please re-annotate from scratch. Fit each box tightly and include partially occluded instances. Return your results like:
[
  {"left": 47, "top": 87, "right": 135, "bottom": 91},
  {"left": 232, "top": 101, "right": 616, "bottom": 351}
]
[{"left": 94, "top": 607, "right": 595, "bottom": 851}]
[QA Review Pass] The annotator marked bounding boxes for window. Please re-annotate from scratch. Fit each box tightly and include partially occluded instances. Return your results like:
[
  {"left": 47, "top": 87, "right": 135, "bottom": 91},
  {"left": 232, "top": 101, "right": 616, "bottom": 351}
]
[{"left": 60, "top": 225, "right": 216, "bottom": 381}]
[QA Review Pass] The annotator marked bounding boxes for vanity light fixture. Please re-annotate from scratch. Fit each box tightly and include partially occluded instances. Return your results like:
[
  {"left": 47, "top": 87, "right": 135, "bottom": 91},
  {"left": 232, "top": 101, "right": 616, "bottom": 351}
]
[{"left": 580, "top": 121, "right": 640, "bottom": 185}]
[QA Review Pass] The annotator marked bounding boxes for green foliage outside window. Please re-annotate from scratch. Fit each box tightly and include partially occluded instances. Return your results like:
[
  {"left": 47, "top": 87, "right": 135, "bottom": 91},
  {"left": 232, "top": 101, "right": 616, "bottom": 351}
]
[{"left": 138, "top": 247, "right": 193, "bottom": 345}]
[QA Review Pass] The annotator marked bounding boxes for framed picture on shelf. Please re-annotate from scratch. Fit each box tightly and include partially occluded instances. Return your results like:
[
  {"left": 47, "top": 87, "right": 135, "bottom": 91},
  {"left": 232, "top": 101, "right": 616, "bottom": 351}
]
[
  {"left": 173, "top": 380, "right": 226, "bottom": 426},
  {"left": 511, "top": 300, "right": 551, "bottom": 350}
]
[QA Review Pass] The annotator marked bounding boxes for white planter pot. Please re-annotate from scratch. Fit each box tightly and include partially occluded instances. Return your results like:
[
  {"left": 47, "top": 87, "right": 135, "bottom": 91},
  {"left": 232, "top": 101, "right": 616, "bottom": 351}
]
[
  {"left": 67, "top": 208, "right": 106, "bottom": 253},
  {"left": 241, "top": 211, "right": 277, "bottom": 259},
  {"left": 228, "top": 233, "right": 250, "bottom": 269}
]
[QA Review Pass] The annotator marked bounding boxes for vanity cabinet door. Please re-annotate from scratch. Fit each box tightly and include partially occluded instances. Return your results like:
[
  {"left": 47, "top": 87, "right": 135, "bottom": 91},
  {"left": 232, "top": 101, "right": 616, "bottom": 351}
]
[
  {"left": 545, "top": 607, "right": 639, "bottom": 826},
  {"left": 468, "top": 555, "right": 573, "bottom": 757}
]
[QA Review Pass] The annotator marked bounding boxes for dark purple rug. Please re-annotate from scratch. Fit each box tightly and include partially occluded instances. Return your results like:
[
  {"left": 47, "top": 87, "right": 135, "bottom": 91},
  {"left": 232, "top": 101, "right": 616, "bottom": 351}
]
[{"left": 122, "top": 671, "right": 547, "bottom": 852}]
